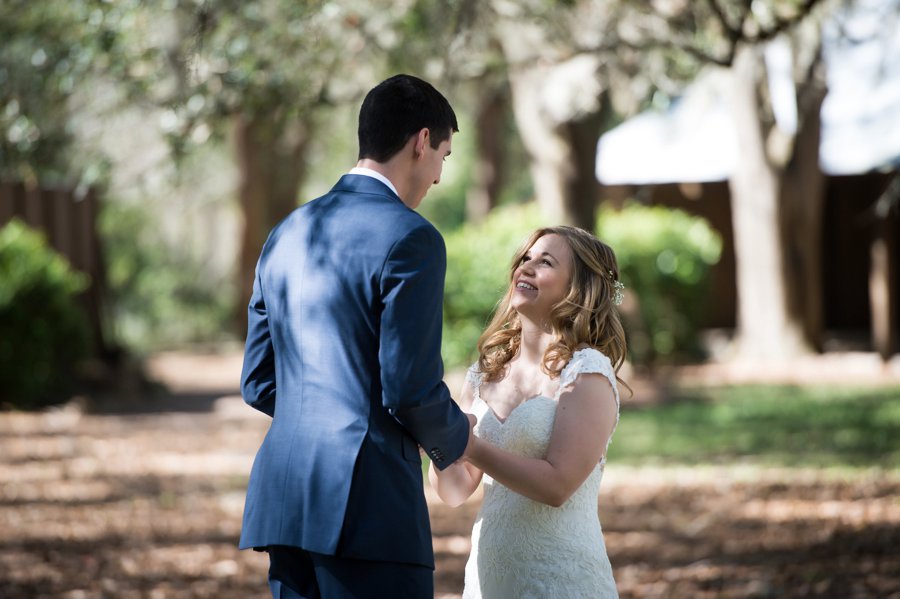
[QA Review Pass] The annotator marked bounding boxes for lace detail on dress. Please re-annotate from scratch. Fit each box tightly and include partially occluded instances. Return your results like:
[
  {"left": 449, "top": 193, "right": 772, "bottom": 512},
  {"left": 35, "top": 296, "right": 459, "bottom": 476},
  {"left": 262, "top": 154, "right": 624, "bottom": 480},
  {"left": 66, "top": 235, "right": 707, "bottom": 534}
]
[
  {"left": 462, "top": 348, "right": 620, "bottom": 598},
  {"left": 557, "top": 348, "right": 618, "bottom": 401}
]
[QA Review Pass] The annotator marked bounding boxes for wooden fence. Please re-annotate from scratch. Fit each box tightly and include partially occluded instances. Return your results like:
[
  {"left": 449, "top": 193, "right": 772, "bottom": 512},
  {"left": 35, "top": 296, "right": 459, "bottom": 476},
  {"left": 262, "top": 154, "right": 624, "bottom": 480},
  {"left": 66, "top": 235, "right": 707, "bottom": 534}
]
[{"left": 0, "top": 181, "right": 108, "bottom": 355}]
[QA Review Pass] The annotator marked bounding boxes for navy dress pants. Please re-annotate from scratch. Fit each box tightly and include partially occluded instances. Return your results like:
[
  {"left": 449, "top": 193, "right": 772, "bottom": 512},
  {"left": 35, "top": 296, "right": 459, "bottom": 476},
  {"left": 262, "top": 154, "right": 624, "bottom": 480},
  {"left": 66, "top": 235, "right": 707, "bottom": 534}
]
[{"left": 266, "top": 545, "right": 433, "bottom": 599}]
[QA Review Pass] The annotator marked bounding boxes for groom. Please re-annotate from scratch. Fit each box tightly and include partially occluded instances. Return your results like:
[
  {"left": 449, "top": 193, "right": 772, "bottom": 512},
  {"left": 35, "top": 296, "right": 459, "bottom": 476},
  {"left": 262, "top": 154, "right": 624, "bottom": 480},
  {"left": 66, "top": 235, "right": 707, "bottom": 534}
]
[{"left": 239, "top": 74, "right": 474, "bottom": 598}]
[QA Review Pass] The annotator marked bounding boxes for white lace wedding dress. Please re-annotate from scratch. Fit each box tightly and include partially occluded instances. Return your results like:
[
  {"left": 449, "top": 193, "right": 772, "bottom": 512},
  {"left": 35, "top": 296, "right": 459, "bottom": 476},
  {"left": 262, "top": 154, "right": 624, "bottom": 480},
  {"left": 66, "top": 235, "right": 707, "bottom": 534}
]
[{"left": 462, "top": 348, "right": 620, "bottom": 599}]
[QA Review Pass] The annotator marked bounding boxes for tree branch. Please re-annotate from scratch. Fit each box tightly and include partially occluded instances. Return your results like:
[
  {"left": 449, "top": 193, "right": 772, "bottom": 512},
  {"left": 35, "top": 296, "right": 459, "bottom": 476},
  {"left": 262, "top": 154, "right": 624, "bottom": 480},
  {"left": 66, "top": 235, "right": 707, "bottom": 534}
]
[
  {"left": 573, "top": 35, "right": 733, "bottom": 68},
  {"left": 749, "top": 0, "right": 827, "bottom": 44},
  {"left": 706, "top": 0, "right": 742, "bottom": 44}
]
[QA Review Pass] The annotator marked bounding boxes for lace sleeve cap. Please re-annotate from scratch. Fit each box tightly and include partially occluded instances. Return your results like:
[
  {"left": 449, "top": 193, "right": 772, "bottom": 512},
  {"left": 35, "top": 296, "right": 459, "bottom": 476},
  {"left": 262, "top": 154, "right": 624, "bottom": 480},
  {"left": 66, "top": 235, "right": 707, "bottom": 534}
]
[
  {"left": 465, "top": 363, "right": 483, "bottom": 392},
  {"left": 559, "top": 348, "right": 618, "bottom": 400},
  {"left": 559, "top": 348, "right": 621, "bottom": 457}
]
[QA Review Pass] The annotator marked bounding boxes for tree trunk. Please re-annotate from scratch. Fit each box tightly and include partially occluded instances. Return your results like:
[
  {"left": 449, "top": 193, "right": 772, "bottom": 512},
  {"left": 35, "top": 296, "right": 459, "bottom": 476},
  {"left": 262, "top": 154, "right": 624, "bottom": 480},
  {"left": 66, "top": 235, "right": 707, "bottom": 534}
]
[
  {"left": 466, "top": 82, "right": 509, "bottom": 223},
  {"left": 778, "top": 42, "right": 828, "bottom": 351},
  {"left": 870, "top": 219, "right": 898, "bottom": 359},
  {"left": 505, "top": 57, "right": 607, "bottom": 230},
  {"left": 234, "top": 112, "right": 312, "bottom": 335},
  {"left": 494, "top": 12, "right": 608, "bottom": 230},
  {"left": 506, "top": 67, "right": 567, "bottom": 224},
  {"left": 563, "top": 101, "right": 607, "bottom": 231},
  {"left": 870, "top": 175, "right": 900, "bottom": 360},
  {"left": 728, "top": 45, "right": 811, "bottom": 359}
]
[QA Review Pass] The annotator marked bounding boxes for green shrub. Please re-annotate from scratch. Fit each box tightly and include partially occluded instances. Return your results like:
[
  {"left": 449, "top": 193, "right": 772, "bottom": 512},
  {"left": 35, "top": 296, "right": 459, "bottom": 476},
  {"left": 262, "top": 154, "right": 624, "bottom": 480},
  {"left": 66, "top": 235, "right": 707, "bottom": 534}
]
[
  {"left": 99, "top": 201, "right": 235, "bottom": 351},
  {"left": 439, "top": 201, "right": 722, "bottom": 369},
  {"left": 0, "top": 219, "right": 90, "bottom": 408},
  {"left": 441, "top": 203, "right": 543, "bottom": 368},
  {"left": 597, "top": 202, "right": 722, "bottom": 364}
]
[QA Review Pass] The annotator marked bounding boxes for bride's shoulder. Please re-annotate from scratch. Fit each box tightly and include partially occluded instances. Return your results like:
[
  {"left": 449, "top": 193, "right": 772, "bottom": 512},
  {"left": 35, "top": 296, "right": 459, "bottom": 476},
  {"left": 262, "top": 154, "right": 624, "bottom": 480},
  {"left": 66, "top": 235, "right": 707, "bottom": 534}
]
[
  {"left": 568, "top": 346, "right": 613, "bottom": 366},
  {"left": 561, "top": 346, "right": 615, "bottom": 384},
  {"left": 465, "top": 362, "right": 484, "bottom": 388}
]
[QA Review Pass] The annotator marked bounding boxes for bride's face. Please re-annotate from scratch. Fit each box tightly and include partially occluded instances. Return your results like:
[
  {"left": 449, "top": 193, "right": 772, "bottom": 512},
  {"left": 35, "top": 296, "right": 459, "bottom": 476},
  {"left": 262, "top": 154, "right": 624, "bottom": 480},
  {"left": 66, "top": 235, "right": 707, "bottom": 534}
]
[{"left": 510, "top": 234, "right": 573, "bottom": 322}]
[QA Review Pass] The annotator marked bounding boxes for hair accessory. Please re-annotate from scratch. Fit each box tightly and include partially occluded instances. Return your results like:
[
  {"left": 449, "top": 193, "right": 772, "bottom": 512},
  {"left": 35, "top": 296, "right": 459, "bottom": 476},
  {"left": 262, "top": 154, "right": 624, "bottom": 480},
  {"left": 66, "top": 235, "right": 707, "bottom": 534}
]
[{"left": 609, "top": 270, "right": 625, "bottom": 306}]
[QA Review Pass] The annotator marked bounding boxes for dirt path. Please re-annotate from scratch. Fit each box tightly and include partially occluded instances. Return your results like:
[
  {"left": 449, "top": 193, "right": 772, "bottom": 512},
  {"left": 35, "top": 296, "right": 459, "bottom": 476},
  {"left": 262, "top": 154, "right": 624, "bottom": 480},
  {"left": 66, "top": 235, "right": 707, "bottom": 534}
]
[{"left": 1, "top": 351, "right": 897, "bottom": 598}]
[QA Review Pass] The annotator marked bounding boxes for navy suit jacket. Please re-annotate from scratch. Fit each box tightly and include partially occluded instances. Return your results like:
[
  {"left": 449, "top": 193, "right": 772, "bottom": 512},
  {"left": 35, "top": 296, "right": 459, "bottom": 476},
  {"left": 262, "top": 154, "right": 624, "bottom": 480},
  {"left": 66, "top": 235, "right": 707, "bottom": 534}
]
[{"left": 238, "top": 174, "right": 470, "bottom": 568}]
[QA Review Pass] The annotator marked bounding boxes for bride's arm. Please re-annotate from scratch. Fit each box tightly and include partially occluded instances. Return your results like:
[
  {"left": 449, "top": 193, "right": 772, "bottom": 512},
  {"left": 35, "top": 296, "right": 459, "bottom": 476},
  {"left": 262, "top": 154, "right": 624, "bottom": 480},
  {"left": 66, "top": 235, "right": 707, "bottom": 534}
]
[
  {"left": 428, "top": 382, "right": 484, "bottom": 507},
  {"left": 465, "top": 373, "right": 617, "bottom": 507}
]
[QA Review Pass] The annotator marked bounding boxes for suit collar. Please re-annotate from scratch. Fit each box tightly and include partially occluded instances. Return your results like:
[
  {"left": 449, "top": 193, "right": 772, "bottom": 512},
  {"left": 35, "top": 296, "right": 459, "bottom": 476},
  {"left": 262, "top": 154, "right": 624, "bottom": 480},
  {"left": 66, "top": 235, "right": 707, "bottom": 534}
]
[
  {"left": 333, "top": 174, "right": 404, "bottom": 204},
  {"left": 348, "top": 167, "right": 399, "bottom": 197}
]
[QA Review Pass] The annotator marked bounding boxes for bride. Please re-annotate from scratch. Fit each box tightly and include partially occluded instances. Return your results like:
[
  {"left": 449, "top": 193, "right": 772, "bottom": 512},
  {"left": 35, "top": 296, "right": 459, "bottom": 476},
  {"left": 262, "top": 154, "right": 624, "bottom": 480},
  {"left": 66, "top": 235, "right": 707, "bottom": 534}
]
[{"left": 430, "top": 226, "right": 628, "bottom": 598}]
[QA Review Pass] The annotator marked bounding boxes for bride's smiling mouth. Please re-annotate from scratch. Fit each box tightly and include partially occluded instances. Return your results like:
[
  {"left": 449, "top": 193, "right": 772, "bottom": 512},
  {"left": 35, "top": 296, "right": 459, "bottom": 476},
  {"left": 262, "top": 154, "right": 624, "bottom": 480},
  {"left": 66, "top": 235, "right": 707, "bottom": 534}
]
[{"left": 516, "top": 280, "right": 537, "bottom": 292}]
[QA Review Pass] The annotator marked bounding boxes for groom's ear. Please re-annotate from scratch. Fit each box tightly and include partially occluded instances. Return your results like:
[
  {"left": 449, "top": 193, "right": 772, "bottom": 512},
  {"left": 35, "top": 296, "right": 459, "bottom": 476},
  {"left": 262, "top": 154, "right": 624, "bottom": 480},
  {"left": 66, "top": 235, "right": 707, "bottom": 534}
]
[{"left": 413, "top": 128, "right": 429, "bottom": 159}]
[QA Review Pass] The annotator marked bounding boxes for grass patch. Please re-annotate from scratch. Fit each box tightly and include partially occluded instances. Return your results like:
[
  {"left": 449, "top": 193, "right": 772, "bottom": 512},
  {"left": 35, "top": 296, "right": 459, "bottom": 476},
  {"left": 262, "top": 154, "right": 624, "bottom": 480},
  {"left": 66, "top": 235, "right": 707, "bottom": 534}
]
[{"left": 609, "top": 385, "right": 900, "bottom": 469}]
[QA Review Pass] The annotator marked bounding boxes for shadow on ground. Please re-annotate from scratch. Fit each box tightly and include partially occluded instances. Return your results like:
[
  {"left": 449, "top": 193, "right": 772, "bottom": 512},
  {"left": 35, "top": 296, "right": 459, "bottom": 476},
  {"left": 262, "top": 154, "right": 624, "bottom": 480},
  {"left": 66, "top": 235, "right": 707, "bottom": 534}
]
[{"left": 2, "top": 351, "right": 898, "bottom": 598}]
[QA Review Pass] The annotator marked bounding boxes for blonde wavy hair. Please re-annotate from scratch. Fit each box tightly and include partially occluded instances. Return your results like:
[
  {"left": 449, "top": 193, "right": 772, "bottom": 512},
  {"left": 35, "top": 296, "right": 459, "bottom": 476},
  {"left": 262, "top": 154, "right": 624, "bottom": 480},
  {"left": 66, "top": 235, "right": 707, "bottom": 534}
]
[{"left": 476, "top": 226, "right": 629, "bottom": 393}]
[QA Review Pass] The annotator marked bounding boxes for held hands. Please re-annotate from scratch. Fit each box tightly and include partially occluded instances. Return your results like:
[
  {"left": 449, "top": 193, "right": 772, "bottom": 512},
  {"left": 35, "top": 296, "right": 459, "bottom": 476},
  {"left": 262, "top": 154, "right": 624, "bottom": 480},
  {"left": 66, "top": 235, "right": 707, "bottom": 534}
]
[
  {"left": 429, "top": 412, "right": 483, "bottom": 507},
  {"left": 417, "top": 413, "right": 477, "bottom": 462}
]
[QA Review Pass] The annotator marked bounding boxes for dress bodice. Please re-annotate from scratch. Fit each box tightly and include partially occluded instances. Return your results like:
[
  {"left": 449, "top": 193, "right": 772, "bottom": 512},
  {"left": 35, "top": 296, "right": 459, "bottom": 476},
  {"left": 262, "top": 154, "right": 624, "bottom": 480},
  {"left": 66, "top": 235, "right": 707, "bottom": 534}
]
[
  {"left": 467, "top": 347, "right": 620, "bottom": 466},
  {"left": 462, "top": 348, "right": 620, "bottom": 598}
]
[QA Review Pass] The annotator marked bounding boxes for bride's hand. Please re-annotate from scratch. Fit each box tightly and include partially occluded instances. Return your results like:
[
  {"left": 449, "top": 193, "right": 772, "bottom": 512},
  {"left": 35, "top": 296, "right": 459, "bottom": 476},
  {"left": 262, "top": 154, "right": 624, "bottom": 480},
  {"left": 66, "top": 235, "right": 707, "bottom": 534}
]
[{"left": 462, "top": 413, "right": 478, "bottom": 460}]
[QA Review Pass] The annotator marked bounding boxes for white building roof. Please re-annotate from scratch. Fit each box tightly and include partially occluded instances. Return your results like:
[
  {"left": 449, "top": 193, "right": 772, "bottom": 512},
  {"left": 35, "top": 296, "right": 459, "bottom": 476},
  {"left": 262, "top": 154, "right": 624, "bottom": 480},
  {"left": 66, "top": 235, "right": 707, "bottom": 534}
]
[{"left": 595, "top": 0, "right": 900, "bottom": 185}]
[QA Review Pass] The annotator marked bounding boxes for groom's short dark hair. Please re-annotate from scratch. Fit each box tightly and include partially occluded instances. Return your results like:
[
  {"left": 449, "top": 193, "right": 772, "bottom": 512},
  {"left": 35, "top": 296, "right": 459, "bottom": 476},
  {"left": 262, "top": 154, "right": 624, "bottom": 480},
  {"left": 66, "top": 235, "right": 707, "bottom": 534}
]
[{"left": 358, "top": 74, "right": 459, "bottom": 163}]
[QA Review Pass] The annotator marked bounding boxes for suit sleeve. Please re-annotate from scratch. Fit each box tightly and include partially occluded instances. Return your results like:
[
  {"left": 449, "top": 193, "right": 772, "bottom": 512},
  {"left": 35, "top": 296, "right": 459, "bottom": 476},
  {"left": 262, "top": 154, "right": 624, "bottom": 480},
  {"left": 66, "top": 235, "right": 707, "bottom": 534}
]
[
  {"left": 240, "top": 263, "right": 276, "bottom": 417},
  {"left": 379, "top": 225, "right": 470, "bottom": 470}
]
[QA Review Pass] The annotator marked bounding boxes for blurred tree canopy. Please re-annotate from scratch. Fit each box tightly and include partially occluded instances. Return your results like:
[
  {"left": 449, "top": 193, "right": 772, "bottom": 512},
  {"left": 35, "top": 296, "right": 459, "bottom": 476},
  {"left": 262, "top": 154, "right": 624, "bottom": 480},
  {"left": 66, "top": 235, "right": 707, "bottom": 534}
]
[
  {"left": 406, "top": 0, "right": 828, "bottom": 232},
  {"left": 89, "top": 0, "right": 417, "bottom": 329},
  {"left": 0, "top": 0, "right": 110, "bottom": 184},
  {"left": 1, "top": 0, "right": 853, "bottom": 361},
  {"left": 2, "top": 0, "right": 470, "bottom": 331}
]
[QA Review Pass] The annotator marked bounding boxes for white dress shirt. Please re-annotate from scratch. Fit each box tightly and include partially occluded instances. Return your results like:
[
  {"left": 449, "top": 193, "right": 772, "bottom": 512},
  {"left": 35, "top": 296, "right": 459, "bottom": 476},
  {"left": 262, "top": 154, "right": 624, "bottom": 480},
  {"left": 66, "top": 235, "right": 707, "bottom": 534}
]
[{"left": 348, "top": 167, "right": 400, "bottom": 198}]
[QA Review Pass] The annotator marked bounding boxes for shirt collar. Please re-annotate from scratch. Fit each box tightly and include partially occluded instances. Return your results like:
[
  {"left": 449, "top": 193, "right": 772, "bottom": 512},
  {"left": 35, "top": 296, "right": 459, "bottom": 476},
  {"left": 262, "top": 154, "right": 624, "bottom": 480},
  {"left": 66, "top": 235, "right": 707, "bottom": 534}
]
[{"left": 348, "top": 167, "right": 399, "bottom": 198}]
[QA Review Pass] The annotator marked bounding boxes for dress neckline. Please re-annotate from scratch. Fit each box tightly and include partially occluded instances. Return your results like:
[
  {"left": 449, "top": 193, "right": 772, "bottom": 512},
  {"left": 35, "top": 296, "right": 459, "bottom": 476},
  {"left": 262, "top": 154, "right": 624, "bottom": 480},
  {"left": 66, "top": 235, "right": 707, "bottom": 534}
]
[{"left": 474, "top": 391, "right": 554, "bottom": 426}]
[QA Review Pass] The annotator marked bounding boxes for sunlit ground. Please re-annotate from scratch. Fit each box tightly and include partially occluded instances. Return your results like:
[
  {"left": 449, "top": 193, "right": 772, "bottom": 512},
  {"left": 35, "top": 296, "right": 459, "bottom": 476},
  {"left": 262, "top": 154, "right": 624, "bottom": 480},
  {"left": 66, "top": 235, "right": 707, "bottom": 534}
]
[{"left": 1, "top": 352, "right": 898, "bottom": 598}]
